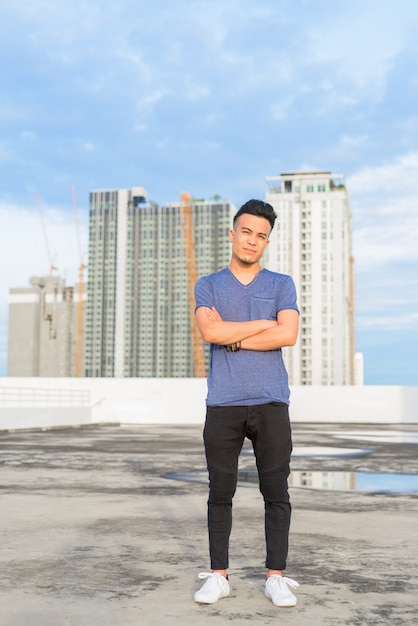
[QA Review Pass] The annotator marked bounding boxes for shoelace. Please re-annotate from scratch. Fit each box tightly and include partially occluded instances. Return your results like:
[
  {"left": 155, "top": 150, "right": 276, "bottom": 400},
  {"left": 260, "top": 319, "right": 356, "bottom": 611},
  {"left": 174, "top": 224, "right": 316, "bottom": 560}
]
[{"left": 268, "top": 575, "right": 299, "bottom": 589}]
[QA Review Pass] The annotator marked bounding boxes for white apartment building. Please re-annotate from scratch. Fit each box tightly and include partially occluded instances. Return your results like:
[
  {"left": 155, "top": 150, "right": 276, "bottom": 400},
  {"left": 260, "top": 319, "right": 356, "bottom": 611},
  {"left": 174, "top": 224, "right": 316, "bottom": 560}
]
[
  {"left": 85, "top": 187, "right": 235, "bottom": 377},
  {"left": 265, "top": 171, "right": 355, "bottom": 385}
]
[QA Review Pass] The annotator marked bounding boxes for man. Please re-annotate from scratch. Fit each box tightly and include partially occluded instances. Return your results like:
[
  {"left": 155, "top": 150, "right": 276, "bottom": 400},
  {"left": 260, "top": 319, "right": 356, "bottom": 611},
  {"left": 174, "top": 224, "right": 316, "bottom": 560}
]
[{"left": 193, "top": 199, "right": 300, "bottom": 607}]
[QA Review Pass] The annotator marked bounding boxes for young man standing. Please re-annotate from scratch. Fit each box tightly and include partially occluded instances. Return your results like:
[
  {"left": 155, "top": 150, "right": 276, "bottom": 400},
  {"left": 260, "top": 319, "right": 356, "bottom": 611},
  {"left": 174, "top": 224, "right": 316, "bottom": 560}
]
[{"left": 193, "top": 199, "right": 300, "bottom": 607}]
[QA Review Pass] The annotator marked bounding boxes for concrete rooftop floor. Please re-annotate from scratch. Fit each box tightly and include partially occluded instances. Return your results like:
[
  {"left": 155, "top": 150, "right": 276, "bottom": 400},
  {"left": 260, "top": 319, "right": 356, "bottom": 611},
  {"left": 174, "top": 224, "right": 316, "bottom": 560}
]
[{"left": 1, "top": 422, "right": 417, "bottom": 626}]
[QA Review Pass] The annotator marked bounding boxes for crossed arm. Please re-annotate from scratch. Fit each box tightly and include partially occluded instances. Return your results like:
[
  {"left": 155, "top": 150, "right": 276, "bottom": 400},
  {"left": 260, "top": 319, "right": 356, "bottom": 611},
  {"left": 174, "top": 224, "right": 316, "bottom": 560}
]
[{"left": 195, "top": 306, "right": 299, "bottom": 351}]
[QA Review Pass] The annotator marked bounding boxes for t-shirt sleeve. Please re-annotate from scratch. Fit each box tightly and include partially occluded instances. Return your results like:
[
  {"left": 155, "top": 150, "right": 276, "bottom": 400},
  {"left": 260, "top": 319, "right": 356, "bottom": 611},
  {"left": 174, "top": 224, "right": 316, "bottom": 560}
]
[
  {"left": 277, "top": 275, "right": 299, "bottom": 314},
  {"left": 194, "top": 276, "right": 215, "bottom": 311}
]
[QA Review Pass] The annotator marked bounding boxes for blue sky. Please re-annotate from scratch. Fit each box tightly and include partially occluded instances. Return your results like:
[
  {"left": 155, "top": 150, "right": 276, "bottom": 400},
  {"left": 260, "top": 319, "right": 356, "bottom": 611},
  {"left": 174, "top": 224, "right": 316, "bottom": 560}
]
[{"left": 0, "top": 0, "right": 417, "bottom": 384}]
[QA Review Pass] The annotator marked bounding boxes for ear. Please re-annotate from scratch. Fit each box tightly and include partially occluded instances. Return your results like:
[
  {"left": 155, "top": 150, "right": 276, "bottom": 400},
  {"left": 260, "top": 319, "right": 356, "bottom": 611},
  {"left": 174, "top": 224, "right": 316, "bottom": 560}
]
[{"left": 229, "top": 228, "right": 235, "bottom": 243}]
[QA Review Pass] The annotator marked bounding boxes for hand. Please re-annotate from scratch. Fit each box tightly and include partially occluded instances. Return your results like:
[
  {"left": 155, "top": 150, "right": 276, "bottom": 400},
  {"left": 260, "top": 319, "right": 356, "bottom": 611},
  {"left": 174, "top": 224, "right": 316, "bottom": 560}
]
[{"left": 203, "top": 306, "right": 223, "bottom": 321}]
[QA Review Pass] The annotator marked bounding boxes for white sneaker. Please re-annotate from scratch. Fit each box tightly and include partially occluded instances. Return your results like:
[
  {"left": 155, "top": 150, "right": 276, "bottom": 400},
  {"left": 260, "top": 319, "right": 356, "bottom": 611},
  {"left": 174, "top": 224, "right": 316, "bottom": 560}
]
[
  {"left": 264, "top": 575, "right": 299, "bottom": 607},
  {"left": 194, "top": 572, "right": 230, "bottom": 604}
]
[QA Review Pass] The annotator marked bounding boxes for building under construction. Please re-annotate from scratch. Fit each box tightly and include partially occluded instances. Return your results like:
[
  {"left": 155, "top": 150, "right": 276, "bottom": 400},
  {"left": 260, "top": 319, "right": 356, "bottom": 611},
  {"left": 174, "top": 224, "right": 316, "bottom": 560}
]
[
  {"left": 7, "top": 275, "right": 86, "bottom": 377},
  {"left": 85, "top": 187, "right": 235, "bottom": 378}
]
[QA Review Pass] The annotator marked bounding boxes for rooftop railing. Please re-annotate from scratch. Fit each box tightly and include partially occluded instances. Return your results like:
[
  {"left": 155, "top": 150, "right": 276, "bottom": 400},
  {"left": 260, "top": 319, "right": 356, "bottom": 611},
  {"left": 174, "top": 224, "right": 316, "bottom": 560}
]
[{"left": 0, "top": 387, "right": 90, "bottom": 407}]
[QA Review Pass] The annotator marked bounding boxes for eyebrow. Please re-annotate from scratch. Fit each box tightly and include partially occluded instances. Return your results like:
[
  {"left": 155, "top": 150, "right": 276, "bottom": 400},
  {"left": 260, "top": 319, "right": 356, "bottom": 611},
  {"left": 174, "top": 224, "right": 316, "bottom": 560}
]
[{"left": 240, "top": 226, "right": 269, "bottom": 238}]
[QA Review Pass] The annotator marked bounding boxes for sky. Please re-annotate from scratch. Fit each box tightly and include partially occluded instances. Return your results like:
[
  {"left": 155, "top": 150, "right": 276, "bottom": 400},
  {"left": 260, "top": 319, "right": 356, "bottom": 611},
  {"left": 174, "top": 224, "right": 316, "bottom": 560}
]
[{"left": 0, "top": 0, "right": 417, "bottom": 385}]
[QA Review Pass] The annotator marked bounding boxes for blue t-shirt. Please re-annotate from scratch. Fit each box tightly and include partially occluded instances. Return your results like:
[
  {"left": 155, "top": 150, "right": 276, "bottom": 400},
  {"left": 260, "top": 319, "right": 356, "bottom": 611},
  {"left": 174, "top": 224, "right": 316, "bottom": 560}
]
[{"left": 194, "top": 268, "right": 299, "bottom": 407}]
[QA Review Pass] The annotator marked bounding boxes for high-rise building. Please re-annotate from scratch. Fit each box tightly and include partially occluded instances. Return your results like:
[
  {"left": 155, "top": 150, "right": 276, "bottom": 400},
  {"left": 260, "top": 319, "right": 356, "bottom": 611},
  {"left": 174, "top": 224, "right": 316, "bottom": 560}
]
[
  {"left": 85, "top": 187, "right": 235, "bottom": 377},
  {"left": 7, "top": 275, "right": 86, "bottom": 377},
  {"left": 265, "top": 171, "right": 355, "bottom": 385}
]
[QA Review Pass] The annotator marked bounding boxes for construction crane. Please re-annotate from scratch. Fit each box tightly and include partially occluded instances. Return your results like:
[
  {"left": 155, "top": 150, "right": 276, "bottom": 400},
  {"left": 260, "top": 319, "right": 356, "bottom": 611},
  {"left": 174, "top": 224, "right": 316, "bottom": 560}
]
[
  {"left": 35, "top": 192, "right": 58, "bottom": 340},
  {"left": 71, "top": 185, "right": 86, "bottom": 377},
  {"left": 35, "top": 192, "right": 57, "bottom": 275},
  {"left": 180, "top": 191, "right": 206, "bottom": 377}
]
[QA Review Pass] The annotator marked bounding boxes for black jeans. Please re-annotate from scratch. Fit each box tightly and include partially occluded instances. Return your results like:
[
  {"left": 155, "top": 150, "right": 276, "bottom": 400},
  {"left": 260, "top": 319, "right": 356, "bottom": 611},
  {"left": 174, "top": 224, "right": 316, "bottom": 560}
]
[{"left": 203, "top": 402, "right": 292, "bottom": 571}]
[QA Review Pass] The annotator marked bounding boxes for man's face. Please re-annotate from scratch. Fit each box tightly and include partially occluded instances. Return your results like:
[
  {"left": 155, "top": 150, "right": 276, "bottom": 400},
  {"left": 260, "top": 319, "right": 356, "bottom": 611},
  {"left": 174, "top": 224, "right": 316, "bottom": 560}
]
[{"left": 229, "top": 213, "right": 271, "bottom": 266}]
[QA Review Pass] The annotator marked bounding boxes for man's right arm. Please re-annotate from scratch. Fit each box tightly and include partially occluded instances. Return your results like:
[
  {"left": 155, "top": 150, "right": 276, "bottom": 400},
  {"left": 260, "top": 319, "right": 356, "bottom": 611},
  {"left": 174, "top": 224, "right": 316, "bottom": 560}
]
[{"left": 195, "top": 306, "right": 276, "bottom": 346}]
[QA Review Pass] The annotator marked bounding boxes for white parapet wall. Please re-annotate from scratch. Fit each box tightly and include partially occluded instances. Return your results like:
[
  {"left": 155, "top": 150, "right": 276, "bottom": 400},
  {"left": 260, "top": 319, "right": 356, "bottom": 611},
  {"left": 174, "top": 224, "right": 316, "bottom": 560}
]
[
  {"left": 0, "top": 378, "right": 417, "bottom": 430},
  {"left": 289, "top": 385, "right": 418, "bottom": 424}
]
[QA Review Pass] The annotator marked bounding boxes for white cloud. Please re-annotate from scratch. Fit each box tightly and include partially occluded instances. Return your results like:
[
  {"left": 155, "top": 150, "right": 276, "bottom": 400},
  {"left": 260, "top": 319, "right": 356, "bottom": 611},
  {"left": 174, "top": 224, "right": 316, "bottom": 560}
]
[
  {"left": 19, "top": 130, "right": 36, "bottom": 140},
  {"left": 205, "top": 141, "right": 221, "bottom": 151},
  {"left": 354, "top": 218, "right": 418, "bottom": 268},
  {"left": 133, "top": 123, "right": 148, "bottom": 133},
  {"left": 270, "top": 98, "right": 293, "bottom": 121},
  {"left": 348, "top": 151, "right": 418, "bottom": 351},
  {"left": 183, "top": 80, "right": 211, "bottom": 102},
  {"left": 355, "top": 273, "right": 418, "bottom": 314},
  {"left": 304, "top": 2, "right": 414, "bottom": 100},
  {"left": 0, "top": 201, "right": 88, "bottom": 312},
  {"left": 136, "top": 89, "right": 171, "bottom": 114},
  {"left": 325, "top": 135, "right": 371, "bottom": 163},
  {"left": 0, "top": 104, "right": 29, "bottom": 123},
  {"left": 7, "top": 1, "right": 102, "bottom": 47},
  {"left": 356, "top": 311, "right": 418, "bottom": 331},
  {"left": 6, "top": 0, "right": 412, "bottom": 132},
  {"left": 349, "top": 152, "right": 418, "bottom": 269},
  {"left": 348, "top": 152, "right": 418, "bottom": 197},
  {"left": 0, "top": 143, "right": 14, "bottom": 164}
]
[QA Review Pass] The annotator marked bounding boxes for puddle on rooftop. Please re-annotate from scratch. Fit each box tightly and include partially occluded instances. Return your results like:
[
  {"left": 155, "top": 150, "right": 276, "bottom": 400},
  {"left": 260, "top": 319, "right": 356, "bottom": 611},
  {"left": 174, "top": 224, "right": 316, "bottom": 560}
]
[
  {"left": 241, "top": 469, "right": 418, "bottom": 494},
  {"left": 241, "top": 446, "right": 375, "bottom": 458},
  {"left": 165, "top": 469, "right": 418, "bottom": 494},
  {"left": 164, "top": 438, "right": 418, "bottom": 494},
  {"left": 326, "top": 430, "right": 418, "bottom": 444}
]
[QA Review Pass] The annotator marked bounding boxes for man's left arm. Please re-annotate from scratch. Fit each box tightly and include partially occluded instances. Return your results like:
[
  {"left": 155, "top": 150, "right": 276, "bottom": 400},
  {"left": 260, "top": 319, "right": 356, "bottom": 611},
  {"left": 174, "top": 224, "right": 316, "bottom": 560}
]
[{"left": 240, "top": 309, "right": 299, "bottom": 351}]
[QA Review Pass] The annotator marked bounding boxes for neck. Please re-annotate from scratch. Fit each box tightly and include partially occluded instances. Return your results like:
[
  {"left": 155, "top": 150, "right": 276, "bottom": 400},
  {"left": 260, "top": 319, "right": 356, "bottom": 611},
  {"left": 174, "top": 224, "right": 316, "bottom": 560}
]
[{"left": 229, "top": 261, "right": 262, "bottom": 285}]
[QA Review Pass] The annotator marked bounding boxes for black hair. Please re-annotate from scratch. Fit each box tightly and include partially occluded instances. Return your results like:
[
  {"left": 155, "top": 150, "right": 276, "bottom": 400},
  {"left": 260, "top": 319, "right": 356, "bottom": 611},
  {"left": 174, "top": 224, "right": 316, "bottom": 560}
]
[{"left": 233, "top": 199, "right": 277, "bottom": 231}]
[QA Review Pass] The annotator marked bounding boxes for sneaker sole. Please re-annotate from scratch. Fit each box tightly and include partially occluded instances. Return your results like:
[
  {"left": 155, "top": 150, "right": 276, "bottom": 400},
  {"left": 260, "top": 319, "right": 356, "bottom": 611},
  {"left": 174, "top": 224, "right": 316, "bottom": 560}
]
[
  {"left": 265, "top": 591, "right": 297, "bottom": 607},
  {"left": 194, "top": 591, "right": 230, "bottom": 604}
]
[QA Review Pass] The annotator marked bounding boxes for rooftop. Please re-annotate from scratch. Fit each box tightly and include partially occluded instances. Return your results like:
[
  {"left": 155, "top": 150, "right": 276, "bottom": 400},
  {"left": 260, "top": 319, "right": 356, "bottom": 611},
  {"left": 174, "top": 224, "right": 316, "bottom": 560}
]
[{"left": 1, "top": 422, "right": 417, "bottom": 625}]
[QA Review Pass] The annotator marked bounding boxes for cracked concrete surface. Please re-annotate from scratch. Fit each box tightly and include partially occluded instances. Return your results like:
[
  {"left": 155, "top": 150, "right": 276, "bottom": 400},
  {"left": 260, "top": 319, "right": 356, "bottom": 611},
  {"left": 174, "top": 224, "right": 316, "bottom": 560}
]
[{"left": 0, "top": 422, "right": 417, "bottom": 625}]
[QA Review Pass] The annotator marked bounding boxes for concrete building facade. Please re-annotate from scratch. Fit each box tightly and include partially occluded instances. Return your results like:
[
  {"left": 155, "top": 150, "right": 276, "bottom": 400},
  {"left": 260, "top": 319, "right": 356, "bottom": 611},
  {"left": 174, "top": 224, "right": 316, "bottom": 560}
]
[
  {"left": 7, "top": 275, "right": 85, "bottom": 377},
  {"left": 85, "top": 186, "right": 235, "bottom": 377},
  {"left": 265, "top": 171, "right": 355, "bottom": 385}
]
